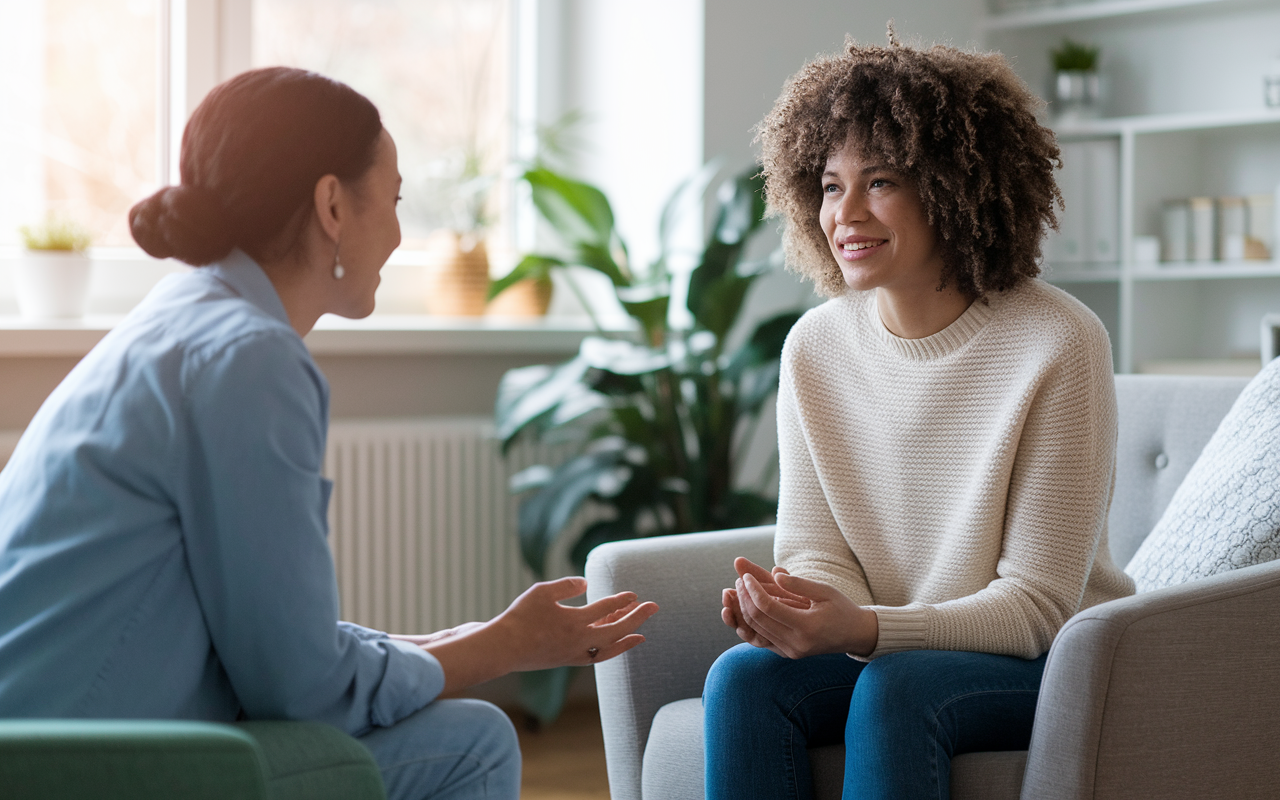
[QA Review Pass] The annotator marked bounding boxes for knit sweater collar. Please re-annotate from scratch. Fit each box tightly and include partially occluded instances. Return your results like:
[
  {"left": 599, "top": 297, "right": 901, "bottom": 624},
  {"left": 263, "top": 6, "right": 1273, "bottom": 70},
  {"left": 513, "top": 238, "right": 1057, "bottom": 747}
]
[{"left": 868, "top": 290, "right": 999, "bottom": 361}]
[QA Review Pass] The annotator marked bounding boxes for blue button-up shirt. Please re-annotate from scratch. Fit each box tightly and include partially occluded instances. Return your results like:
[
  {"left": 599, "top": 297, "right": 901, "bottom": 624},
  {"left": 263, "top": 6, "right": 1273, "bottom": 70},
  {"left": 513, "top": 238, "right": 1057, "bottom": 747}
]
[{"left": 0, "top": 251, "right": 444, "bottom": 734}]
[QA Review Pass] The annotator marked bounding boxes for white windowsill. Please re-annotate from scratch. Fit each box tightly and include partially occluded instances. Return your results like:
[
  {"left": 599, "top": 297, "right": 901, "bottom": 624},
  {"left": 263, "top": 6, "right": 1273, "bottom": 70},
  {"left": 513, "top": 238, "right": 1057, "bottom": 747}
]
[{"left": 0, "top": 314, "right": 608, "bottom": 358}]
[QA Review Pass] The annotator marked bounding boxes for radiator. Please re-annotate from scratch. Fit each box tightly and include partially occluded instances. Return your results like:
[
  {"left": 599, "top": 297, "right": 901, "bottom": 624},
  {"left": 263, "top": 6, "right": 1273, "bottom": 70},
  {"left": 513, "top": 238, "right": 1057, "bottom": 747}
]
[{"left": 324, "top": 417, "right": 546, "bottom": 635}]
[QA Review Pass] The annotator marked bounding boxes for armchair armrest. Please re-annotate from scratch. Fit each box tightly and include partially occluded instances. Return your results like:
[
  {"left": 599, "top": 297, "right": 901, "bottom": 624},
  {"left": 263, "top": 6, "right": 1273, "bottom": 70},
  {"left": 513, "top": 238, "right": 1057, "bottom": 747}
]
[
  {"left": 1022, "top": 558, "right": 1280, "bottom": 800},
  {"left": 586, "top": 525, "right": 775, "bottom": 800},
  {"left": 0, "top": 720, "right": 269, "bottom": 800},
  {"left": 0, "top": 719, "right": 385, "bottom": 800}
]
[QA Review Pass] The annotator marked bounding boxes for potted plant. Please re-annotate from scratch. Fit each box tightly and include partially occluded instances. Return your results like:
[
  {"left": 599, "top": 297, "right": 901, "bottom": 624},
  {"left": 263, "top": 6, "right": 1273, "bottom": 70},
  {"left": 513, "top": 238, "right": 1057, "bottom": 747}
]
[
  {"left": 485, "top": 112, "right": 589, "bottom": 318},
  {"left": 1051, "top": 38, "right": 1102, "bottom": 121},
  {"left": 493, "top": 164, "right": 802, "bottom": 723},
  {"left": 13, "top": 215, "right": 94, "bottom": 319}
]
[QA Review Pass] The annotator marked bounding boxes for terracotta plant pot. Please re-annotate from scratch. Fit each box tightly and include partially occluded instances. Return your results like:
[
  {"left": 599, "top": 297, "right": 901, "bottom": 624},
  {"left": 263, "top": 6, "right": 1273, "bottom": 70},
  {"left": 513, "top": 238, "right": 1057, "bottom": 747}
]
[
  {"left": 487, "top": 275, "right": 553, "bottom": 318},
  {"left": 424, "top": 230, "right": 490, "bottom": 317},
  {"left": 12, "top": 250, "right": 93, "bottom": 319}
]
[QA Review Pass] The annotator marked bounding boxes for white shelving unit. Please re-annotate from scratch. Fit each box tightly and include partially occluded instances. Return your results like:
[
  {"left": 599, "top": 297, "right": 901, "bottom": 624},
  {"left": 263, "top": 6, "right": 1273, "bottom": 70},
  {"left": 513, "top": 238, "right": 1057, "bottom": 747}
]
[
  {"left": 980, "top": 0, "right": 1240, "bottom": 31},
  {"left": 982, "top": 1, "right": 1280, "bottom": 374}
]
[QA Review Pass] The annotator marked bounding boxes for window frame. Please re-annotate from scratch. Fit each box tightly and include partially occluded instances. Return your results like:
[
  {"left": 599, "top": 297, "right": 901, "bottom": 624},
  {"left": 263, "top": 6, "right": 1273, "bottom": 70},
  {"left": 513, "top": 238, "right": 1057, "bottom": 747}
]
[{"left": 2, "top": 0, "right": 541, "bottom": 318}]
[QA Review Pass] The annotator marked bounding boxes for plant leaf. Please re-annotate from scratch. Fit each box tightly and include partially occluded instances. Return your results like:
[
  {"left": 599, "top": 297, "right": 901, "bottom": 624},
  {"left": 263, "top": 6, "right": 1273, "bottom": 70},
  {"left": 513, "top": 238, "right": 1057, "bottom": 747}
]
[
  {"left": 488, "top": 254, "right": 561, "bottom": 300},
  {"left": 517, "top": 445, "right": 627, "bottom": 577},
  {"left": 657, "top": 158, "right": 722, "bottom": 259},
  {"left": 725, "top": 310, "right": 803, "bottom": 379},
  {"left": 616, "top": 284, "right": 670, "bottom": 343},
  {"left": 495, "top": 357, "right": 590, "bottom": 446},
  {"left": 569, "top": 516, "right": 637, "bottom": 573},
  {"left": 509, "top": 464, "right": 555, "bottom": 494},
  {"left": 580, "top": 336, "right": 671, "bottom": 375},
  {"left": 714, "top": 170, "right": 767, "bottom": 246},
  {"left": 525, "top": 167, "right": 615, "bottom": 247},
  {"left": 720, "top": 490, "right": 778, "bottom": 529},
  {"left": 573, "top": 242, "right": 630, "bottom": 287},
  {"left": 687, "top": 168, "right": 769, "bottom": 335}
]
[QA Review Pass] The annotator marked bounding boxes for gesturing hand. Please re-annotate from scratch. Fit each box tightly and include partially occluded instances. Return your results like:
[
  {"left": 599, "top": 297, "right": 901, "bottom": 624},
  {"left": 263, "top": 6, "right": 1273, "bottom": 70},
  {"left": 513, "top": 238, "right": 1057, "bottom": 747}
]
[
  {"left": 490, "top": 576, "right": 659, "bottom": 671},
  {"left": 422, "top": 576, "right": 659, "bottom": 694},
  {"left": 722, "top": 557, "right": 877, "bottom": 659}
]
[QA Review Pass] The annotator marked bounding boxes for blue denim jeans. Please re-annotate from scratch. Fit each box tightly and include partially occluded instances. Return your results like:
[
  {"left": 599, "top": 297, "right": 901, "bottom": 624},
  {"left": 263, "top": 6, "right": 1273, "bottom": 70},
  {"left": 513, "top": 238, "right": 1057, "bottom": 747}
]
[
  {"left": 703, "top": 644, "right": 1047, "bottom": 800},
  {"left": 357, "top": 698, "right": 521, "bottom": 800}
]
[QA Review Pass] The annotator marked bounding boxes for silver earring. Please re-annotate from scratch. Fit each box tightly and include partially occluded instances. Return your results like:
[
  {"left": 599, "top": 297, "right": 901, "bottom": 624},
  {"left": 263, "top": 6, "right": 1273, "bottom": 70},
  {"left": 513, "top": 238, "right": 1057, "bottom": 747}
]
[{"left": 333, "top": 243, "right": 345, "bottom": 279}]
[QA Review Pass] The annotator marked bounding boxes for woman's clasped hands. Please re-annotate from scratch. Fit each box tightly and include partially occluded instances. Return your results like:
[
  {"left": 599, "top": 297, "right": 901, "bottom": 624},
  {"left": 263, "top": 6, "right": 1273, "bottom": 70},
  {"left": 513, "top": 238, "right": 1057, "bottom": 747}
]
[{"left": 721, "top": 557, "right": 878, "bottom": 659}]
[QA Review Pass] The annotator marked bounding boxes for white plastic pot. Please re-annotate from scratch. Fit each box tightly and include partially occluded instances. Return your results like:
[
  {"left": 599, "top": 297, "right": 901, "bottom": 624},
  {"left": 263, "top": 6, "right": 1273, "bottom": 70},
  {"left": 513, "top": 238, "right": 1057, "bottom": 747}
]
[{"left": 12, "top": 251, "right": 93, "bottom": 319}]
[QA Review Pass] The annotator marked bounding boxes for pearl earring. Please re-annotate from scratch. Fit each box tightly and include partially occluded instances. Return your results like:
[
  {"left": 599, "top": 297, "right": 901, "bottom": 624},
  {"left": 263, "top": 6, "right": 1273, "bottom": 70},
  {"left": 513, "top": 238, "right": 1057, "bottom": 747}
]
[{"left": 333, "top": 243, "right": 345, "bottom": 279}]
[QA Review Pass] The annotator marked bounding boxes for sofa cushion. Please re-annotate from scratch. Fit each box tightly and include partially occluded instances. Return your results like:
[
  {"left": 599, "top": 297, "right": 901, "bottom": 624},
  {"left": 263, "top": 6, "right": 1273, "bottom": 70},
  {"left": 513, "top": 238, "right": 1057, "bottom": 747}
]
[
  {"left": 641, "top": 697, "right": 1024, "bottom": 800},
  {"left": 1126, "top": 359, "right": 1280, "bottom": 591}
]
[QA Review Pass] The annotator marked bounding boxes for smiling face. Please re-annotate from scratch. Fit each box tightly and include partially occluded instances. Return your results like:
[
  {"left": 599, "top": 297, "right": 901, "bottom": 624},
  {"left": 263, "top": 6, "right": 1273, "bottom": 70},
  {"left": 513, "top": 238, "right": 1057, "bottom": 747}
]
[
  {"left": 819, "top": 138, "right": 945, "bottom": 296},
  {"left": 331, "top": 128, "right": 403, "bottom": 318}
]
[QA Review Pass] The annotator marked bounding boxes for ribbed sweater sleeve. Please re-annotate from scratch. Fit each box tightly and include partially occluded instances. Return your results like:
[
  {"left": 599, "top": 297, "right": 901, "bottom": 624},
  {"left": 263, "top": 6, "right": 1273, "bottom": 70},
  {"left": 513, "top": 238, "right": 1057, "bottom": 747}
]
[
  {"left": 773, "top": 281, "right": 1135, "bottom": 661},
  {"left": 776, "top": 355, "right": 875, "bottom": 607}
]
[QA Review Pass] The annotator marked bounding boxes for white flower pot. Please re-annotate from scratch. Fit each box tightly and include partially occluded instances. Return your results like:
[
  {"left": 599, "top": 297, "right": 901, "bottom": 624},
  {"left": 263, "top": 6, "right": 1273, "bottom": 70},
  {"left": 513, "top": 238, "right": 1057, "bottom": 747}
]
[{"left": 12, "top": 251, "right": 93, "bottom": 319}]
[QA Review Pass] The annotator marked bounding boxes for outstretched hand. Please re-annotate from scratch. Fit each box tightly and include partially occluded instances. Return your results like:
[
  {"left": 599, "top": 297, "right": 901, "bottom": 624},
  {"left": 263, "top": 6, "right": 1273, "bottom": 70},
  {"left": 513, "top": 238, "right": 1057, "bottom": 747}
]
[
  {"left": 721, "top": 557, "right": 877, "bottom": 659},
  {"left": 492, "top": 576, "right": 659, "bottom": 670},
  {"left": 418, "top": 576, "right": 659, "bottom": 694}
]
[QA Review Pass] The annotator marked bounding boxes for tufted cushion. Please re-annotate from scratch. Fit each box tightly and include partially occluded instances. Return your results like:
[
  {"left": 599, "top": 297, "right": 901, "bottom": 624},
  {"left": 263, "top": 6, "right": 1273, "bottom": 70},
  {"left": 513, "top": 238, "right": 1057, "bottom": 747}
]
[{"left": 1126, "top": 359, "right": 1280, "bottom": 592}]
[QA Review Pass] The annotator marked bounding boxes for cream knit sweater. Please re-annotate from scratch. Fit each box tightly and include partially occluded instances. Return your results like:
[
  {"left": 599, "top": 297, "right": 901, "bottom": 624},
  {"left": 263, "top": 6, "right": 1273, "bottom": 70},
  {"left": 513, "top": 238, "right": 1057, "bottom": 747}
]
[{"left": 775, "top": 279, "right": 1135, "bottom": 660}]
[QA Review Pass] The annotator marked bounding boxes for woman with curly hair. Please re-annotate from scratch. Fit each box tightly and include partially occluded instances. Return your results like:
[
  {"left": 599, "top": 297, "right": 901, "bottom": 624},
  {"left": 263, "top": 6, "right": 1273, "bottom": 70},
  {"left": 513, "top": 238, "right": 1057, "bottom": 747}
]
[{"left": 703, "top": 31, "right": 1135, "bottom": 799}]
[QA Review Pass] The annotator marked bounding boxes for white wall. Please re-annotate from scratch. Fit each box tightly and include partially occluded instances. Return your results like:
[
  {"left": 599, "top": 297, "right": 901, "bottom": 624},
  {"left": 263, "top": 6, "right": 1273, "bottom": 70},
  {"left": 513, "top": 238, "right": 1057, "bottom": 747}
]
[
  {"left": 538, "top": 0, "right": 705, "bottom": 322},
  {"left": 986, "top": 5, "right": 1280, "bottom": 119}
]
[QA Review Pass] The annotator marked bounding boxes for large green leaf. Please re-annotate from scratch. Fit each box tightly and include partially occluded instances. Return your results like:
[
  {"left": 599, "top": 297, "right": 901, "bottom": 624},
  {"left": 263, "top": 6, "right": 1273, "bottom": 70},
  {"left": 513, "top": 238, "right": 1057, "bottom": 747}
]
[
  {"left": 569, "top": 516, "right": 638, "bottom": 572},
  {"left": 580, "top": 336, "right": 671, "bottom": 375},
  {"left": 691, "top": 267, "right": 755, "bottom": 341},
  {"left": 714, "top": 170, "right": 767, "bottom": 246},
  {"left": 725, "top": 310, "right": 804, "bottom": 379},
  {"left": 526, "top": 167, "right": 615, "bottom": 247},
  {"left": 517, "top": 443, "right": 628, "bottom": 577},
  {"left": 686, "top": 169, "right": 770, "bottom": 335},
  {"left": 616, "top": 284, "right": 670, "bottom": 344},
  {"left": 488, "top": 254, "right": 561, "bottom": 301},
  {"left": 573, "top": 242, "right": 630, "bottom": 287},
  {"left": 657, "top": 159, "right": 722, "bottom": 265},
  {"left": 495, "top": 357, "right": 590, "bottom": 446},
  {"left": 720, "top": 490, "right": 778, "bottom": 529}
]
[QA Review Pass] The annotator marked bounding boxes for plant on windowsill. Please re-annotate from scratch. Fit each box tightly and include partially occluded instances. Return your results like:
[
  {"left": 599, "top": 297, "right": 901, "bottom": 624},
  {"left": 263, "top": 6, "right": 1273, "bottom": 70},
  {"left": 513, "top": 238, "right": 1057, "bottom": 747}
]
[
  {"left": 13, "top": 214, "right": 94, "bottom": 320},
  {"left": 492, "top": 164, "right": 802, "bottom": 724}
]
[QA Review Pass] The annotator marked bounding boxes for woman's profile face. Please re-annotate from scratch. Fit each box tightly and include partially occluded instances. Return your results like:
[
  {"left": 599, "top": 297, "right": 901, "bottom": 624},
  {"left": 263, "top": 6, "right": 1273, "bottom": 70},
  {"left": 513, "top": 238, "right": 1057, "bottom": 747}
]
[
  {"left": 332, "top": 128, "right": 403, "bottom": 318},
  {"left": 819, "top": 138, "right": 944, "bottom": 295}
]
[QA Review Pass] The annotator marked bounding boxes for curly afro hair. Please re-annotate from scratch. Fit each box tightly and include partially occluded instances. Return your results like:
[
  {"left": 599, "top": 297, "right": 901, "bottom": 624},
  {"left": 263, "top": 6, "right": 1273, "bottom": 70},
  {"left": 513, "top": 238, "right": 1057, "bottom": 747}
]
[{"left": 757, "top": 35, "right": 1061, "bottom": 298}]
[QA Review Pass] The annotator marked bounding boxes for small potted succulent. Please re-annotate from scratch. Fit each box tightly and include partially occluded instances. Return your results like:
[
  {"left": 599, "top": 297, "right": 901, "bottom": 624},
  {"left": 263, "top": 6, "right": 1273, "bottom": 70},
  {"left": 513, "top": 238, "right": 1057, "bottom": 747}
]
[
  {"left": 14, "top": 215, "right": 94, "bottom": 319},
  {"left": 1051, "top": 38, "right": 1102, "bottom": 121}
]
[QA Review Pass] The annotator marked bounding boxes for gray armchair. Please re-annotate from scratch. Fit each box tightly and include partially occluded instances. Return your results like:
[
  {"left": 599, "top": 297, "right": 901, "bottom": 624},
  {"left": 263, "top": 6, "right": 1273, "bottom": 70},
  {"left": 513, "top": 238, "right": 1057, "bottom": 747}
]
[{"left": 586, "top": 374, "right": 1280, "bottom": 800}]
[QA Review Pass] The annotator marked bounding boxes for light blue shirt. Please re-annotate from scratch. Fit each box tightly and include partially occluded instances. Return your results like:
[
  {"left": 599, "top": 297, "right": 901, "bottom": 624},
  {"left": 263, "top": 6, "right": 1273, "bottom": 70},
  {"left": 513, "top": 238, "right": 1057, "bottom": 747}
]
[{"left": 0, "top": 250, "right": 444, "bottom": 734}]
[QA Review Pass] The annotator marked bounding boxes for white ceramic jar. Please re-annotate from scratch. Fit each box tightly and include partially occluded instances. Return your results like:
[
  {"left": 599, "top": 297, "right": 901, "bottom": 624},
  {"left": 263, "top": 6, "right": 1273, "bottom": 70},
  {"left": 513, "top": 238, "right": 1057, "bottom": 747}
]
[{"left": 12, "top": 250, "right": 93, "bottom": 319}]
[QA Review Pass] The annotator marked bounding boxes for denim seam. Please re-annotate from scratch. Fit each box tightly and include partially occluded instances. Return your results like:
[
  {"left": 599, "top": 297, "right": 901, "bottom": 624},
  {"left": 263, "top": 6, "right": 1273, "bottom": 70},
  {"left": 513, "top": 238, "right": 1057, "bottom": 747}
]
[
  {"left": 929, "top": 688, "right": 1041, "bottom": 800},
  {"left": 782, "top": 683, "right": 860, "bottom": 800}
]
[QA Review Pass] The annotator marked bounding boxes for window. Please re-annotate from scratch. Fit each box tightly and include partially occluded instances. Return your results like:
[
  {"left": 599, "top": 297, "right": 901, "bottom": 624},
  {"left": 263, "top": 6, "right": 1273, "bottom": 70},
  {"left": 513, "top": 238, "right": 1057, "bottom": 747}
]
[
  {"left": 253, "top": 0, "right": 512, "bottom": 247},
  {"left": 0, "top": 0, "right": 521, "bottom": 317},
  {"left": 0, "top": 0, "right": 159, "bottom": 247}
]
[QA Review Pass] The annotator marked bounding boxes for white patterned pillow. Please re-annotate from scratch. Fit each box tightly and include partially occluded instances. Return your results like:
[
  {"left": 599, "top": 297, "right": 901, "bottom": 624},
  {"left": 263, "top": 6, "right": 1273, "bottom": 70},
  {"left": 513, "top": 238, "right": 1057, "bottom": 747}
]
[{"left": 1126, "top": 359, "right": 1280, "bottom": 592}]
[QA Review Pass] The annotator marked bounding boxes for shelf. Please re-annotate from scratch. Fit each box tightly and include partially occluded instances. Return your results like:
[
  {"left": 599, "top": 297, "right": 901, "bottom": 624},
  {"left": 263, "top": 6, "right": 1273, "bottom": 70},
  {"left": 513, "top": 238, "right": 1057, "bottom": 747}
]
[
  {"left": 981, "top": 0, "right": 1235, "bottom": 31},
  {"left": 1132, "top": 262, "right": 1280, "bottom": 280},
  {"left": 1055, "top": 107, "right": 1280, "bottom": 138},
  {"left": 1044, "top": 266, "right": 1122, "bottom": 282}
]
